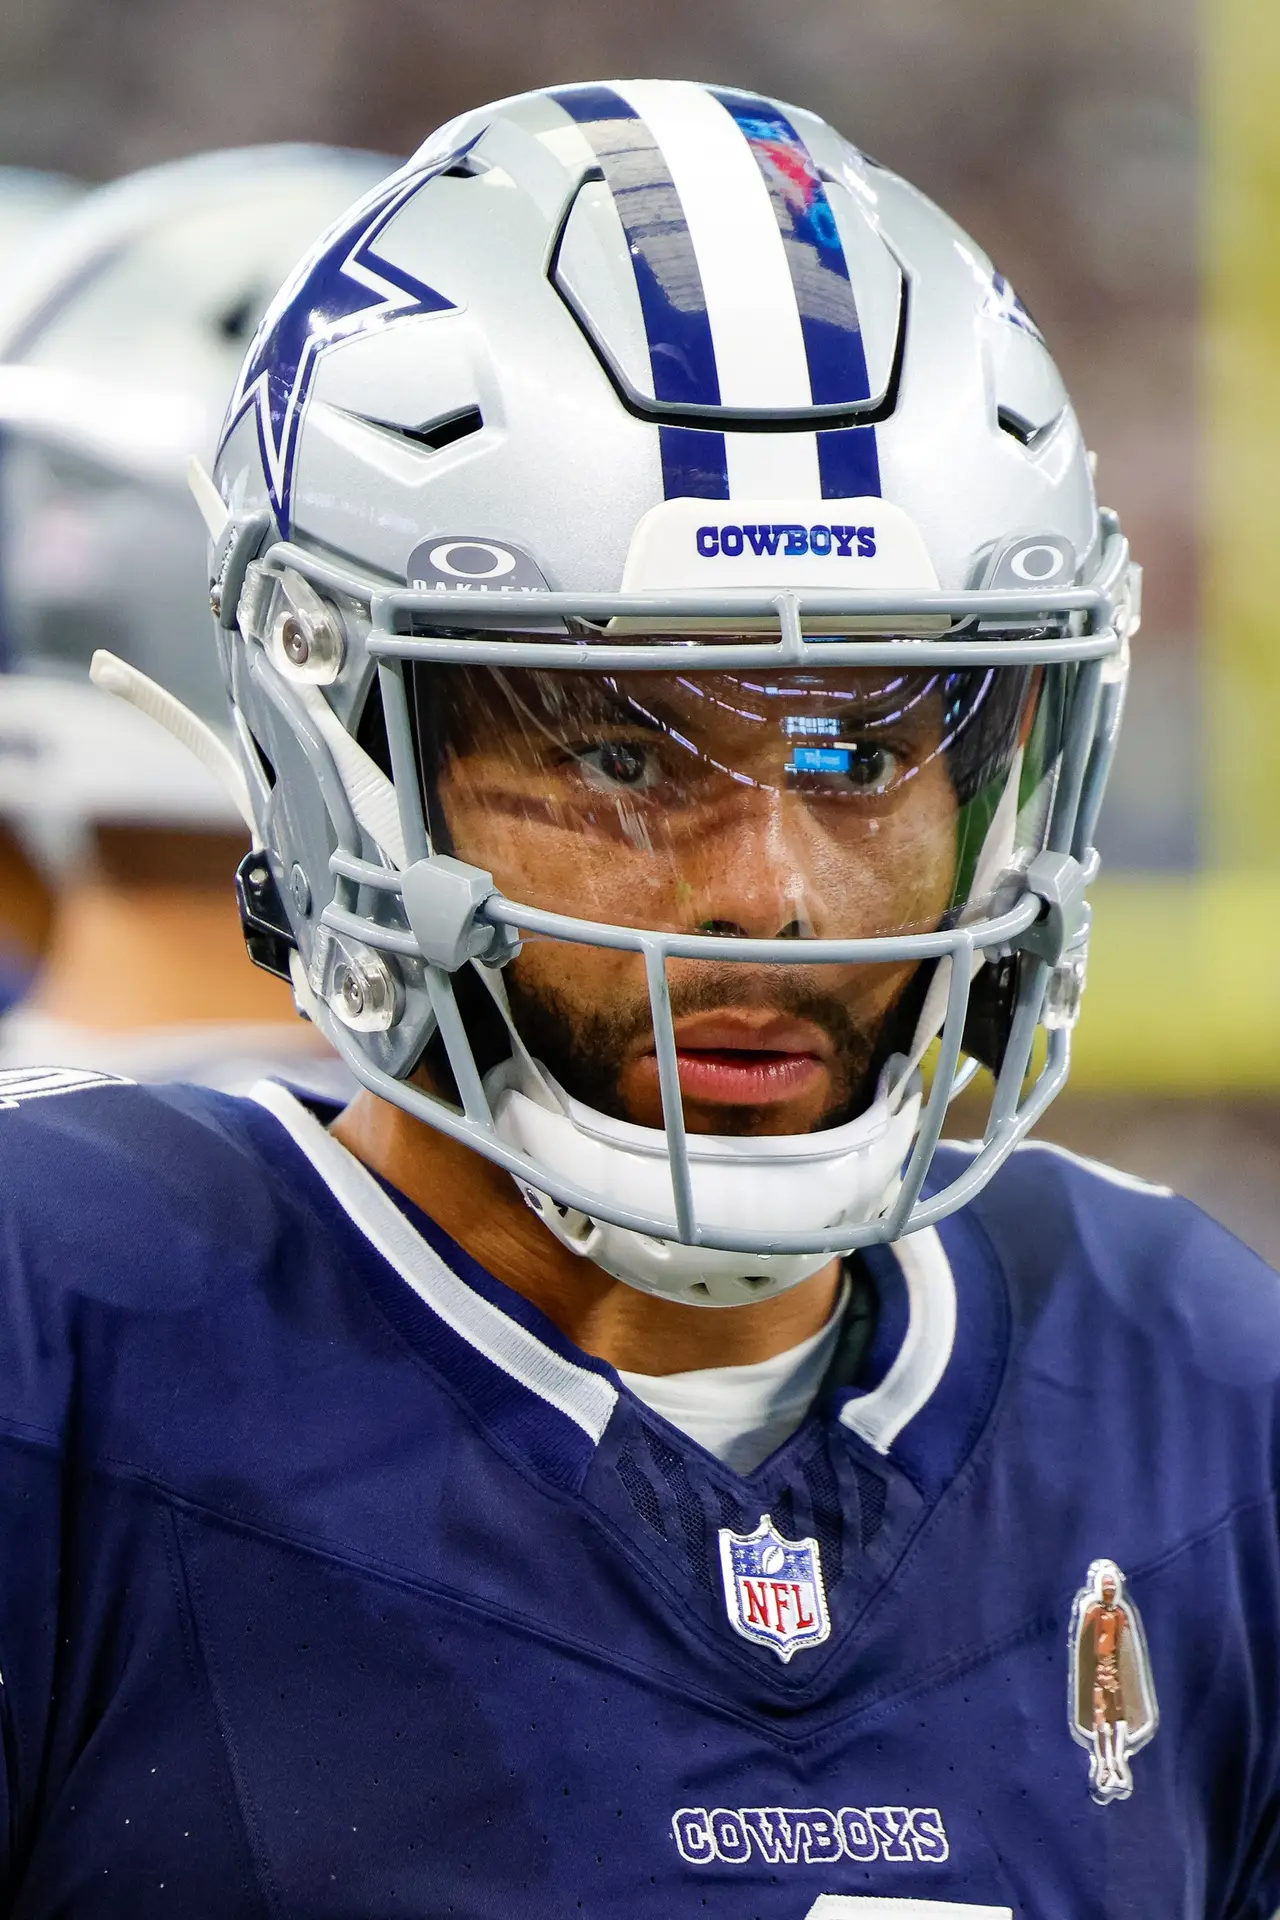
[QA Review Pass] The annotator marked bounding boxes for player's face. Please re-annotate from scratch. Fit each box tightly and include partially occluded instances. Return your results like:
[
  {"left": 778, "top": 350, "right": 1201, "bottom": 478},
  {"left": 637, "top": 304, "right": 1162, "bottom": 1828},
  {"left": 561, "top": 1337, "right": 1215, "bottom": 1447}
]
[
  {"left": 1101, "top": 1577, "right": 1117, "bottom": 1604},
  {"left": 434, "top": 664, "right": 967, "bottom": 1136}
]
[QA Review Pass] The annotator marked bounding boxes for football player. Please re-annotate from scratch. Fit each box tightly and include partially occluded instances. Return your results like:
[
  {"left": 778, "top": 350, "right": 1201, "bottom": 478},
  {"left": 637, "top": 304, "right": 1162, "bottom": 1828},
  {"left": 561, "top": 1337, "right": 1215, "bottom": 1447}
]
[
  {"left": 0, "top": 166, "right": 82, "bottom": 1011},
  {"left": 0, "top": 144, "right": 390, "bottom": 1092},
  {"left": 2, "top": 82, "right": 1278, "bottom": 1917}
]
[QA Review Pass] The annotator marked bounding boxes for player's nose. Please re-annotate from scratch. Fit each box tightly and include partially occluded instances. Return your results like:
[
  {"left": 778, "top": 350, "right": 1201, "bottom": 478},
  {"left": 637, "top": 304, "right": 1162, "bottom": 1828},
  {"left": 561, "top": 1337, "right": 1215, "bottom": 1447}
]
[{"left": 682, "top": 791, "right": 825, "bottom": 940}]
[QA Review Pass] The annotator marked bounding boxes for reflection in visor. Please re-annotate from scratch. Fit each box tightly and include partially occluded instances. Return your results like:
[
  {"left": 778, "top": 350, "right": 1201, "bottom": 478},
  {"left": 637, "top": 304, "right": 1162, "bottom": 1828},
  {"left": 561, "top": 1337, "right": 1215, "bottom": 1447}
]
[{"left": 406, "top": 661, "right": 1046, "bottom": 940}]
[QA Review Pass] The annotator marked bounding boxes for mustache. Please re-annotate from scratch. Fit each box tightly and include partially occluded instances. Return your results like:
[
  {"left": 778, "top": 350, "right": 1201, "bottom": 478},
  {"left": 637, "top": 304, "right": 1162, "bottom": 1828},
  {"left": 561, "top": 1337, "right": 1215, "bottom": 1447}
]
[
  {"left": 502, "top": 961, "right": 893, "bottom": 1131},
  {"left": 596, "top": 967, "right": 870, "bottom": 1057}
]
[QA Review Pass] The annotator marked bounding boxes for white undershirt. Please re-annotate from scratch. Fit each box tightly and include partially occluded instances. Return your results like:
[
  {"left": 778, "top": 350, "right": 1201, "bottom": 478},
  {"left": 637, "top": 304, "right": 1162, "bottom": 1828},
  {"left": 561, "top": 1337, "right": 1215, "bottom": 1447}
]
[{"left": 619, "top": 1279, "right": 849, "bottom": 1475}]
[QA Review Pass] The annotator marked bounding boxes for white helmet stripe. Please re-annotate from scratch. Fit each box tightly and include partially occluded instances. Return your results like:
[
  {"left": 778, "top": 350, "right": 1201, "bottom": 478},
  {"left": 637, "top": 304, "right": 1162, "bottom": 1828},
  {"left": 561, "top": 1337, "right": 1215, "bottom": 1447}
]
[{"left": 615, "top": 80, "right": 820, "bottom": 499}]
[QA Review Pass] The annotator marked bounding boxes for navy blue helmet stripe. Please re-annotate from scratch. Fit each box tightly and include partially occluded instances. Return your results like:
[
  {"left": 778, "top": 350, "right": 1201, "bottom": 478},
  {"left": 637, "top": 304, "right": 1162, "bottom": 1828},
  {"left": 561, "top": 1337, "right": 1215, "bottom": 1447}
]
[
  {"left": 658, "top": 424, "right": 729, "bottom": 499},
  {"left": 551, "top": 85, "right": 729, "bottom": 499},
  {"left": 551, "top": 86, "right": 721, "bottom": 408},
  {"left": 2, "top": 241, "right": 126, "bottom": 364},
  {"left": 816, "top": 426, "right": 881, "bottom": 498},
  {"left": 711, "top": 89, "right": 881, "bottom": 497}
]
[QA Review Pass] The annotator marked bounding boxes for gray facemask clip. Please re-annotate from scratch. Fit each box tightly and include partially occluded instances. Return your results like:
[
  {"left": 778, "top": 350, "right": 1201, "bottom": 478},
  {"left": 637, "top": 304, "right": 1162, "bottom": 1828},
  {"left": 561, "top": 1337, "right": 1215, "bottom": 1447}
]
[
  {"left": 1015, "top": 850, "right": 1090, "bottom": 966},
  {"left": 400, "top": 855, "right": 522, "bottom": 972}
]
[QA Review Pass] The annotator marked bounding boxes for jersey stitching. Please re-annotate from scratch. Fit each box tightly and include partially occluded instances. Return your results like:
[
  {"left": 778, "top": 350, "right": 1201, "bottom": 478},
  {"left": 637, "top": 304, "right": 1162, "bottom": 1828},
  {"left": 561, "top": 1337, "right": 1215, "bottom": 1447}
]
[
  {"left": 0, "top": 1417, "right": 61, "bottom": 1453},
  {"left": 7, "top": 1436, "right": 1277, "bottom": 1760},
  {"left": 62, "top": 1450, "right": 902, "bottom": 1752},
  {"left": 160, "top": 1502, "right": 277, "bottom": 1914},
  {"left": 161, "top": 1477, "right": 789, "bottom": 1746}
]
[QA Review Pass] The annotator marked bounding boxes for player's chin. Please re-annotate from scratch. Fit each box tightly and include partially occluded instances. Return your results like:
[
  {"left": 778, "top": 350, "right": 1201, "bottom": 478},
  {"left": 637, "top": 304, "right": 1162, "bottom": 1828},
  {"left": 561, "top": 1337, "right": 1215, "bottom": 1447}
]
[{"left": 619, "top": 1051, "right": 841, "bottom": 1136}]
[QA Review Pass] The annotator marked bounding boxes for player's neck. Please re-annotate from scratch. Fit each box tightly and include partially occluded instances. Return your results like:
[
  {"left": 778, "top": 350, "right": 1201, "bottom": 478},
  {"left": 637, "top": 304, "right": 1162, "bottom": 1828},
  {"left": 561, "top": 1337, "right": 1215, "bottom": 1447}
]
[
  {"left": 330, "top": 1088, "right": 844, "bottom": 1375},
  {"left": 26, "top": 879, "right": 301, "bottom": 1031}
]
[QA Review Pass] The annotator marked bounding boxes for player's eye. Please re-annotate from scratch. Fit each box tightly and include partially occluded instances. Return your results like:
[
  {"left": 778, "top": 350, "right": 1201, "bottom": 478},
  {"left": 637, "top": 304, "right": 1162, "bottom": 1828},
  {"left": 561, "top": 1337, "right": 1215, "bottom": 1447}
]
[
  {"left": 844, "top": 740, "right": 902, "bottom": 791},
  {"left": 571, "top": 739, "right": 661, "bottom": 792},
  {"left": 786, "top": 737, "right": 907, "bottom": 796}
]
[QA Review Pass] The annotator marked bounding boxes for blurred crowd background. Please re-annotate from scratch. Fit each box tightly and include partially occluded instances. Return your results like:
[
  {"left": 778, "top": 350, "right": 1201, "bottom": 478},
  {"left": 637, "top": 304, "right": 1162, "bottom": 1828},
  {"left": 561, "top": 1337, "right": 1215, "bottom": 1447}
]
[{"left": 2, "top": 0, "right": 1273, "bottom": 1253}]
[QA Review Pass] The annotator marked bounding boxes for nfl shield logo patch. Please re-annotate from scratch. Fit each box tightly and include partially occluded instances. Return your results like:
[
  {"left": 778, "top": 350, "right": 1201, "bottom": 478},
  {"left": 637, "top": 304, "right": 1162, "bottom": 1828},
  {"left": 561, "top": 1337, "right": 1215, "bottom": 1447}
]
[{"left": 717, "top": 1513, "right": 830, "bottom": 1662}]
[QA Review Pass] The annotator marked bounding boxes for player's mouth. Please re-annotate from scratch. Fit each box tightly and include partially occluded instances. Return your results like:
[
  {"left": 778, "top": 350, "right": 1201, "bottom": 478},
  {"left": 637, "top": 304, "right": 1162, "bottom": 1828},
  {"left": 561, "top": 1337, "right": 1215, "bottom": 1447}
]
[{"left": 632, "top": 1011, "right": 831, "bottom": 1108}]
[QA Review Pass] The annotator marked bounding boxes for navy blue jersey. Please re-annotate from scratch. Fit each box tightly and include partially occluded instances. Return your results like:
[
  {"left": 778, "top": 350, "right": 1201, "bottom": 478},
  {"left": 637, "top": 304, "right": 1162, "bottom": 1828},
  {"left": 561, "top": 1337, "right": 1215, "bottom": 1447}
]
[{"left": 1, "top": 1070, "right": 1279, "bottom": 1918}]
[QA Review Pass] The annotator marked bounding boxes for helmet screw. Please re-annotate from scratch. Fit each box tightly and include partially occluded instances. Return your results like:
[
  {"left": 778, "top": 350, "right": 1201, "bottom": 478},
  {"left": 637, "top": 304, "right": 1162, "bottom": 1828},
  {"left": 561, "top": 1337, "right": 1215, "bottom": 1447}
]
[
  {"left": 209, "top": 585, "right": 222, "bottom": 618},
  {"left": 269, "top": 574, "right": 344, "bottom": 682},
  {"left": 281, "top": 614, "right": 311, "bottom": 666},
  {"left": 289, "top": 863, "right": 312, "bottom": 916},
  {"left": 338, "top": 967, "right": 366, "bottom": 1020}
]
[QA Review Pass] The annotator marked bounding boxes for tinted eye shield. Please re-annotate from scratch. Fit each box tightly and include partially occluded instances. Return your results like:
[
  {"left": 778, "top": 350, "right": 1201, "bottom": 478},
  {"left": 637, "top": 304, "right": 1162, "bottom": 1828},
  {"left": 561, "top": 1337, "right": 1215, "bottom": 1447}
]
[{"left": 229, "top": 526, "right": 1131, "bottom": 1253}]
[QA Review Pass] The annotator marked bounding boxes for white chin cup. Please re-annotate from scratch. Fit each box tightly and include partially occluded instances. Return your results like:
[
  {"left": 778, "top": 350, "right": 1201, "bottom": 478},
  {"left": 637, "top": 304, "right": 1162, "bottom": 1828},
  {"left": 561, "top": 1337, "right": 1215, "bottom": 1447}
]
[{"left": 489, "top": 1060, "right": 921, "bottom": 1307}]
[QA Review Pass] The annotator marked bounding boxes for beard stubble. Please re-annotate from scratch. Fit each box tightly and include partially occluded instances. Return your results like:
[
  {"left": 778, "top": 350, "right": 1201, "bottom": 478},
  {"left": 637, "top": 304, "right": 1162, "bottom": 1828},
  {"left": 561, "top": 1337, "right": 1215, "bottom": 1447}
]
[{"left": 502, "top": 958, "right": 910, "bottom": 1136}]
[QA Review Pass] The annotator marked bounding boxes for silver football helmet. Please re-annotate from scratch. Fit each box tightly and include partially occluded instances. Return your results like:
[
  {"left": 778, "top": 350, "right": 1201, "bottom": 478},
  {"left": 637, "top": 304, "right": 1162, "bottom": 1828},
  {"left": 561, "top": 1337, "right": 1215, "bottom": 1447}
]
[
  {"left": 207, "top": 81, "right": 1137, "bottom": 1304},
  {"left": 0, "top": 144, "right": 394, "bottom": 834}
]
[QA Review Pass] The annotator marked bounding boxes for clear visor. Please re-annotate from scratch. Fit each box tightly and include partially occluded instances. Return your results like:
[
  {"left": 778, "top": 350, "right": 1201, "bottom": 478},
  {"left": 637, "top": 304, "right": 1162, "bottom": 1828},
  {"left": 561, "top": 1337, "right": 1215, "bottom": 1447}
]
[
  {"left": 395, "top": 654, "right": 1063, "bottom": 1135},
  {"left": 407, "top": 657, "right": 1057, "bottom": 940}
]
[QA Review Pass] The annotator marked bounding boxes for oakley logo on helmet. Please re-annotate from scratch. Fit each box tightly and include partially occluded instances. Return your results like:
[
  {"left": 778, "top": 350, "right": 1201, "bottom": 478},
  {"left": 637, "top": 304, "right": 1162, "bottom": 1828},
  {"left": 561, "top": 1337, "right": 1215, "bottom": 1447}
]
[
  {"left": 983, "top": 533, "right": 1077, "bottom": 591},
  {"left": 696, "top": 523, "right": 877, "bottom": 560},
  {"left": 406, "top": 536, "right": 550, "bottom": 593}
]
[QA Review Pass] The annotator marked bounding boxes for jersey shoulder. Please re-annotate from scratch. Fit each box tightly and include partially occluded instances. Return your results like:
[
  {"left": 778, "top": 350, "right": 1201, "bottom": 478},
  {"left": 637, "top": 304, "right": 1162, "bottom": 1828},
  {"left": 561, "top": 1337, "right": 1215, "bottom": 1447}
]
[
  {"left": 0, "top": 1068, "right": 365, "bottom": 1465},
  {"left": 0, "top": 1068, "right": 323, "bottom": 1392},
  {"left": 937, "top": 1134, "right": 1280, "bottom": 1395},
  {"left": 0, "top": 1067, "right": 296, "bottom": 1283}
]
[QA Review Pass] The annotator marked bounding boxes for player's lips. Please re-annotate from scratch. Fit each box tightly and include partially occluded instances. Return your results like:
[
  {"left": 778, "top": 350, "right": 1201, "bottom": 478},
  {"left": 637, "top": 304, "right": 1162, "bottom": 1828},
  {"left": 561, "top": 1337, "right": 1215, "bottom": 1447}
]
[{"left": 635, "top": 1011, "right": 830, "bottom": 1107}]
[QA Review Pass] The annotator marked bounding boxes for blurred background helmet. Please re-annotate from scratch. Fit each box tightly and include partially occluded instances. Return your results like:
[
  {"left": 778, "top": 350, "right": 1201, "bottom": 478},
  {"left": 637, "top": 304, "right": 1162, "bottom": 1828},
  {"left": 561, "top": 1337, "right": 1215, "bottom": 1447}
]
[
  {"left": 0, "top": 165, "right": 81, "bottom": 265},
  {"left": 210, "top": 82, "right": 1138, "bottom": 1298},
  {"left": 0, "top": 144, "right": 396, "bottom": 839},
  {"left": 0, "top": 165, "right": 83, "bottom": 1010}
]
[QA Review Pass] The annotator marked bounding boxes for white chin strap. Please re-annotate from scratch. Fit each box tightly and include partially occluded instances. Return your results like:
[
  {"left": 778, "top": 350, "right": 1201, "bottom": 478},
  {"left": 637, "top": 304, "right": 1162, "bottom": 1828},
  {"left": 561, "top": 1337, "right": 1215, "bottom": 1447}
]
[{"left": 488, "top": 1054, "right": 921, "bottom": 1308}]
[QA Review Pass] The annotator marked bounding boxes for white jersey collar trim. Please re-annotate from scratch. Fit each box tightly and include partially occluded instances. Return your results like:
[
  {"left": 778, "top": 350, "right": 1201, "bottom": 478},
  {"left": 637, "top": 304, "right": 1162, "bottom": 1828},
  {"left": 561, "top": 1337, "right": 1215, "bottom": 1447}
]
[
  {"left": 249, "top": 1080, "right": 619, "bottom": 1445},
  {"left": 839, "top": 1226, "right": 958, "bottom": 1455},
  {"left": 248, "top": 1081, "right": 953, "bottom": 1462}
]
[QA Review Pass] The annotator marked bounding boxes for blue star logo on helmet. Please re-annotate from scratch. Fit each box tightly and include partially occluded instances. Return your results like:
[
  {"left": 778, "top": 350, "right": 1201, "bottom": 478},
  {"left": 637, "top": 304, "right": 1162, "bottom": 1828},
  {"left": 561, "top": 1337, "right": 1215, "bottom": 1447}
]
[
  {"left": 988, "top": 270, "right": 1044, "bottom": 342},
  {"left": 220, "top": 148, "right": 474, "bottom": 534}
]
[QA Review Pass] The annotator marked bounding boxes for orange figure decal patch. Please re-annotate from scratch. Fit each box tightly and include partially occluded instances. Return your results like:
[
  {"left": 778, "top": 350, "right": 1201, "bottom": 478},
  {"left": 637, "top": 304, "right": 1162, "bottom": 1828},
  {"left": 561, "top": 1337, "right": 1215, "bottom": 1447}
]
[{"left": 1068, "top": 1559, "right": 1158, "bottom": 1804}]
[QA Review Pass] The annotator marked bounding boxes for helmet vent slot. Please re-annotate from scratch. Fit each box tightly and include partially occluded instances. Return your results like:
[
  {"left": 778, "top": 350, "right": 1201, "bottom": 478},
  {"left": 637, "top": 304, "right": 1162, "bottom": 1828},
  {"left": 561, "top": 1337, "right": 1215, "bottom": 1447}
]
[
  {"left": 384, "top": 405, "right": 484, "bottom": 454},
  {"left": 997, "top": 403, "right": 1067, "bottom": 454},
  {"left": 997, "top": 405, "right": 1035, "bottom": 446},
  {"left": 441, "top": 154, "right": 490, "bottom": 180},
  {"left": 247, "top": 728, "right": 277, "bottom": 790}
]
